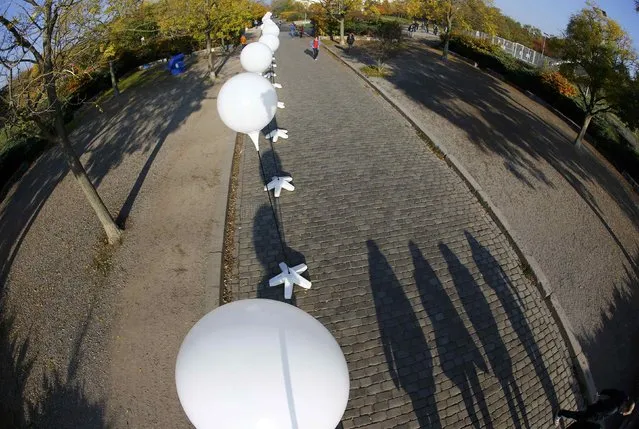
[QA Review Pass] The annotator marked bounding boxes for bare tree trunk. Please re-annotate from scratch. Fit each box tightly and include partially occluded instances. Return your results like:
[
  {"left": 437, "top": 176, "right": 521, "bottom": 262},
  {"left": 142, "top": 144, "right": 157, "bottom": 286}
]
[
  {"left": 55, "top": 117, "right": 123, "bottom": 244},
  {"left": 3, "top": 1, "right": 122, "bottom": 245},
  {"left": 43, "top": 55, "right": 122, "bottom": 244},
  {"left": 339, "top": 17, "right": 345, "bottom": 45},
  {"left": 442, "top": 13, "right": 452, "bottom": 59},
  {"left": 442, "top": 31, "right": 451, "bottom": 59},
  {"left": 109, "top": 60, "right": 119, "bottom": 96},
  {"left": 205, "top": 30, "right": 215, "bottom": 80},
  {"left": 575, "top": 114, "right": 593, "bottom": 148}
]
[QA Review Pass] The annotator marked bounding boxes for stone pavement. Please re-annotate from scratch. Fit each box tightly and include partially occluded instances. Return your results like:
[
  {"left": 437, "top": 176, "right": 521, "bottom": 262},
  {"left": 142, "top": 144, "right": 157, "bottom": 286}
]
[
  {"left": 327, "top": 39, "right": 639, "bottom": 404},
  {"left": 230, "top": 34, "right": 583, "bottom": 428}
]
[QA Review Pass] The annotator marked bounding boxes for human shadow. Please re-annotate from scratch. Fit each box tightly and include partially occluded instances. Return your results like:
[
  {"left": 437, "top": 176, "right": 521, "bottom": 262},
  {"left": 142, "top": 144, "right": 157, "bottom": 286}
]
[
  {"left": 367, "top": 240, "right": 441, "bottom": 429},
  {"left": 253, "top": 204, "right": 307, "bottom": 304},
  {"left": 465, "top": 231, "right": 560, "bottom": 412},
  {"left": 0, "top": 309, "right": 108, "bottom": 428},
  {"left": 304, "top": 49, "right": 314, "bottom": 59},
  {"left": 439, "top": 242, "right": 530, "bottom": 429},
  {"left": 409, "top": 241, "right": 490, "bottom": 429}
]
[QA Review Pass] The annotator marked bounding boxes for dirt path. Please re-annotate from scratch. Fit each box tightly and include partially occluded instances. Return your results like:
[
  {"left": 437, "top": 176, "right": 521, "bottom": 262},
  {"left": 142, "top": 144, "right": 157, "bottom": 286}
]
[{"left": 0, "top": 51, "right": 239, "bottom": 428}]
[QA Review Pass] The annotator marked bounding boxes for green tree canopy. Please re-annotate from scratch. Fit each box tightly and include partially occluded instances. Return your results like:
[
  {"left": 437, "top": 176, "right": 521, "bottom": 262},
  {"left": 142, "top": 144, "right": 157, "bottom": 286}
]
[{"left": 560, "top": 5, "right": 636, "bottom": 146}]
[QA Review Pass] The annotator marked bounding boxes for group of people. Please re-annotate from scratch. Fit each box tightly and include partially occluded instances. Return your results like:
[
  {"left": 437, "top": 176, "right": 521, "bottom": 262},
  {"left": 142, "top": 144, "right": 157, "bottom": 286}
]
[
  {"left": 289, "top": 23, "right": 307, "bottom": 38},
  {"left": 407, "top": 20, "right": 439, "bottom": 36}
]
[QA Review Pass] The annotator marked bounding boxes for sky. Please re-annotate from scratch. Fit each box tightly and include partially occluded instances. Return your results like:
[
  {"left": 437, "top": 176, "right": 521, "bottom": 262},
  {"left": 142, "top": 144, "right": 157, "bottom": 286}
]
[{"left": 493, "top": 0, "right": 639, "bottom": 50}]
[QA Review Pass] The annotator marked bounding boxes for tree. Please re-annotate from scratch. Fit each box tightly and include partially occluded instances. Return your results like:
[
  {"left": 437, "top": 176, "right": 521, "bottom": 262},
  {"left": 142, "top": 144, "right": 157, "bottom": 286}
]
[
  {"left": 425, "top": 0, "right": 494, "bottom": 59},
  {"left": 319, "top": 0, "right": 361, "bottom": 45},
  {"left": 157, "top": 0, "right": 252, "bottom": 80},
  {"left": 0, "top": 0, "right": 123, "bottom": 244},
  {"left": 369, "top": 20, "right": 402, "bottom": 74},
  {"left": 560, "top": 6, "right": 636, "bottom": 147},
  {"left": 97, "top": 1, "right": 160, "bottom": 95}
]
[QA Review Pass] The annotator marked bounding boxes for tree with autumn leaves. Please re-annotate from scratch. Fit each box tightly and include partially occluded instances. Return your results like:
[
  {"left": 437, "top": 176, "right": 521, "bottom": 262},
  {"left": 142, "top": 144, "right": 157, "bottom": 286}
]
[
  {"left": 560, "top": 5, "right": 636, "bottom": 147},
  {"left": 156, "top": 0, "right": 256, "bottom": 80}
]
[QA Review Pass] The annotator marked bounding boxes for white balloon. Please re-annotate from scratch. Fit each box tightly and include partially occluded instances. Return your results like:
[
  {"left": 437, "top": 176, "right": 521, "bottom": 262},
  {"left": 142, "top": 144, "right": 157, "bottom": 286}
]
[
  {"left": 240, "top": 42, "right": 273, "bottom": 74},
  {"left": 217, "top": 73, "right": 277, "bottom": 148},
  {"left": 259, "top": 34, "right": 280, "bottom": 53},
  {"left": 262, "top": 21, "right": 280, "bottom": 37},
  {"left": 175, "top": 299, "right": 350, "bottom": 429}
]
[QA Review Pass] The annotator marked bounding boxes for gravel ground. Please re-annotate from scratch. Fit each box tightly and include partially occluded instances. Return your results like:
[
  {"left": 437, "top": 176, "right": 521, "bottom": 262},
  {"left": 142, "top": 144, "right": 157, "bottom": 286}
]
[
  {"left": 0, "top": 51, "right": 239, "bottom": 428},
  {"left": 328, "top": 40, "right": 639, "bottom": 400}
]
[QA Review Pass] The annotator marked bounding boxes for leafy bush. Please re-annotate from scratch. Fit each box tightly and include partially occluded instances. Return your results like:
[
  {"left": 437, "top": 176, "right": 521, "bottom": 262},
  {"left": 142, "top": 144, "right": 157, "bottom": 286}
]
[
  {"left": 361, "top": 64, "right": 391, "bottom": 77},
  {"left": 541, "top": 71, "right": 578, "bottom": 98}
]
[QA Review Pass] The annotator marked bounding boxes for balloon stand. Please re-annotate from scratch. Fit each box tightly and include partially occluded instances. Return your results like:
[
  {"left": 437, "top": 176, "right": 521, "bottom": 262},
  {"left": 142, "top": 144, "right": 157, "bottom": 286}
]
[{"left": 177, "top": 13, "right": 349, "bottom": 429}]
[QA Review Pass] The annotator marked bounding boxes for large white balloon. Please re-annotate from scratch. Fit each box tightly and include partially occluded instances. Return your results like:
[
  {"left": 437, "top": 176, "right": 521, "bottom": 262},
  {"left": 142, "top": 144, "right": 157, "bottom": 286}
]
[
  {"left": 259, "top": 34, "right": 280, "bottom": 53},
  {"left": 175, "top": 299, "right": 350, "bottom": 429},
  {"left": 240, "top": 42, "right": 273, "bottom": 74},
  {"left": 216, "top": 73, "right": 277, "bottom": 150},
  {"left": 262, "top": 21, "right": 280, "bottom": 37}
]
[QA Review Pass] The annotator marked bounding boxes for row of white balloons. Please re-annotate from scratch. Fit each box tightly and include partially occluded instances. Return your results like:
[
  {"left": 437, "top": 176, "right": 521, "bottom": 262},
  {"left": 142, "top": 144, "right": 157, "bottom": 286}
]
[{"left": 175, "top": 12, "right": 350, "bottom": 429}]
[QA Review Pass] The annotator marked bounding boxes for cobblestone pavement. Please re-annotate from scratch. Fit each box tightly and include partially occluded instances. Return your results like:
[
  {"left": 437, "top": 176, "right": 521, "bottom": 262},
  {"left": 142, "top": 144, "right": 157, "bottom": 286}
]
[
  {"left": 231, "top": 34, "right": 582, "bottom": 428},
  {"left": 327, "top": 39, "right": 639, "bottom": 401}
]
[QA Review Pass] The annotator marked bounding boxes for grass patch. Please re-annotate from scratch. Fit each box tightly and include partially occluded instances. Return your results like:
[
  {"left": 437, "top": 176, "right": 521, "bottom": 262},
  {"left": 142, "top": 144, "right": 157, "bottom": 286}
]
[
  {"left": 361, "top": 64, "right": 392, "bottom": 78},
  {"left": 95, "top": 66, "right": 164, "bottom": 106},
  {"left": 91, "top": 233, "right": 119, "bottom": 277}
]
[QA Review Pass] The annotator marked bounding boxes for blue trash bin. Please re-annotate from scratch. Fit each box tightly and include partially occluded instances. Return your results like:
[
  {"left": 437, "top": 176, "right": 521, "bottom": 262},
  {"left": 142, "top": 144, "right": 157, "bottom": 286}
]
[{"left": 168, "top": 53, "right": 185, "bottom": 75}]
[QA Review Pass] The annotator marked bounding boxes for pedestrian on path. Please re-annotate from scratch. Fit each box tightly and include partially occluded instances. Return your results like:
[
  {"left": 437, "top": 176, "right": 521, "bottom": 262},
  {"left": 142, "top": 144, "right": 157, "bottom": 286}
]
[
  {"left": 554, "top": 389, "right": 634, "bottom": 427},
  {"left": 346, "top": 33, "right": 355, "bottom": 52},
  {"left": 300, "top": 25, "right": 304, "bottom": 38},
  {"left": 289, "top": 23, "right": 296, "bottom": 37},
  {"left": 240, "top": 34, "right": 247, "bottom": 48},
  {"left": 311, "top": 36, "right": 320, "bottom": 60}
]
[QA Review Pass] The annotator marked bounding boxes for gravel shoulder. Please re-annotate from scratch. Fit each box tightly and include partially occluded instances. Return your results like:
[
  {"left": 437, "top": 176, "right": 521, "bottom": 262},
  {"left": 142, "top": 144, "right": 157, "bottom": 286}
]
[{"left": 0, "top": 51, "right": 239, "bottom": 428}]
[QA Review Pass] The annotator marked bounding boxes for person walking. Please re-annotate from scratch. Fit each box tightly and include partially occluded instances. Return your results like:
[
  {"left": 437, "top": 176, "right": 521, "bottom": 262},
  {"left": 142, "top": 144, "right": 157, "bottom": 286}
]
[
  {"left": 346, "top": 33, "right": 355, "bottom": 52},
  {"left": 240, "top": 34, "right": 247, "bottom": 49},
  {"left": 311, "top": 36, "right": 320, "bottom": 60},
  {"left": 554, "top": 389, "right": 635, "bottom": 427},
  {"left": 289, "top": 22, "right": 296, "bottom": 38},
  {"left": 300, "top": 25, "right": 304, "bottom": 38}
]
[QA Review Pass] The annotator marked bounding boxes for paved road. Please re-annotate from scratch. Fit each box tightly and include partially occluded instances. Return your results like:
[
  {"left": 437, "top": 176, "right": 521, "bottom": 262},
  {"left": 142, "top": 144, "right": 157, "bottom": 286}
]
[
  {"left": 232, "top": 34, "right": 582, "bottom": 428},
  {"left": 329, "top": 39, "right": 639, "bottom": 403}
]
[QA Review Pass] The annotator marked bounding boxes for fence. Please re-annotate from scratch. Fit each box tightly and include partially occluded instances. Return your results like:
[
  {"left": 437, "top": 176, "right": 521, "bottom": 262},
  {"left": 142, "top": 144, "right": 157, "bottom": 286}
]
[{"left": 465, "top": 30, "right": 560, "bottom": 68}]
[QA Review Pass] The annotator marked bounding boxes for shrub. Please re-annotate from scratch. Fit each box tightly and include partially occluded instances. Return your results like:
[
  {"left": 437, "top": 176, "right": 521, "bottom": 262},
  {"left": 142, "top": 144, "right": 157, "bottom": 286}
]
[
  {"left": 541, "top": 71, "right": 577, "bottom": 98},
  {"left": 361, "top": 64, "right": 391, "bottom": 77}
]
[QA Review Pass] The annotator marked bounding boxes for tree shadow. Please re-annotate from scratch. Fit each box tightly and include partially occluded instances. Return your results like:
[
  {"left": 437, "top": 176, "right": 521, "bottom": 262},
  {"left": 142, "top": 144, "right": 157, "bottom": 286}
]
[
  {"left": 337, "top": 40, "right": 639, "bottom": 236},
  {"left": 409, "top": 241, "right": 490, "bottom": 429},
  {"left": 0, "top": 55, "right": 217, "bottom": 426},
  {"left": 439, "top": 242, "right": 530, "bottom": 429},
  {"left": 0, "top": 308, "right": 108, "bottom": 428},
  {"left": 252, "top": 203, "right": 307, "bottom": 305},
  {"left": 0, "top": 55, "right": 212, "bottom": 286},
  {"left": 367, "top": 240, "right": 441, "bottom": 429},
  {"left": 465, "top": 231, "right": 560, "bottom": 412}
]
